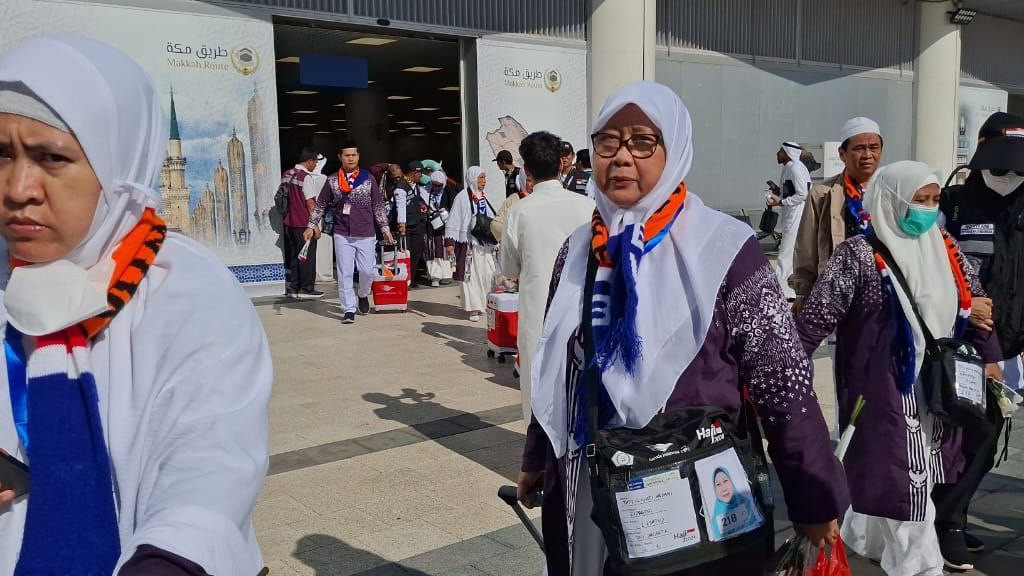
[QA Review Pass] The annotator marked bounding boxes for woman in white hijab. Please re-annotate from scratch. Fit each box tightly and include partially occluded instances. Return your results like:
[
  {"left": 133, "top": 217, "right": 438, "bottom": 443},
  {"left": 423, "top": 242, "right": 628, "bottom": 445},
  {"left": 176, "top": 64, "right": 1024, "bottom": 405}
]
[
  {"left": 796, "top": 161, "right": 1002, "bottom": 576},
  {"left": 0, "top": 36, "right": 270, "bottom": 576},
  {"left": 520, "top": 81, "right": 845, "bottom": 575},
  {"left": 445, "top": 166, "right": 497, "bottom": 322}
]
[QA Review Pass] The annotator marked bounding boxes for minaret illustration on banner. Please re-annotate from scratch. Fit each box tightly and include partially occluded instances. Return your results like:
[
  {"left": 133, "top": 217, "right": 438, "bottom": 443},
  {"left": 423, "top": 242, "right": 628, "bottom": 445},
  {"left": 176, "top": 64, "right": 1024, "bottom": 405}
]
[
  {"left": 227, "top": 127, "right": 250, "bottom": 243},
  {"left": 213, "top": 161, "right": 231, "bottom": 244},
  {"left": 247, "top": 86, "right": 269, "bottom": 231},
  {"left": 160, "top": 88, "right": 191, "bottom": 235}
]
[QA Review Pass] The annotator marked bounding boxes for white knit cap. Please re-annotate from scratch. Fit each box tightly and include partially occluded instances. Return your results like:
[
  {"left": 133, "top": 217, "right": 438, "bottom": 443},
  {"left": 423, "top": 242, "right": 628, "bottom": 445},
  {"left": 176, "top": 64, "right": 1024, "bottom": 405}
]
[{"left": 840, "top": 117, "right": 881, "bottom": 144}]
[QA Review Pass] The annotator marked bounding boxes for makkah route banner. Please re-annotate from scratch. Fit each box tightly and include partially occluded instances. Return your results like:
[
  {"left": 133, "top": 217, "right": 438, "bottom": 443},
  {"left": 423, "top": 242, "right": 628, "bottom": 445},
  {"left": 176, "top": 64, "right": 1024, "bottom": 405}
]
[{"left": 476, "top": 38, "right": 588, "bottom": 195}]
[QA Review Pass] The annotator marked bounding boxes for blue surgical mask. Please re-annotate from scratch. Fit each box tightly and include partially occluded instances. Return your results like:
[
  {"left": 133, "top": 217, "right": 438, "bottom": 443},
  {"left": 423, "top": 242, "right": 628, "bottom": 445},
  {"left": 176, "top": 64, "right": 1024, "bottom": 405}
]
[{"left": 899, "top": 204, "right": 939, "bottom": 237}]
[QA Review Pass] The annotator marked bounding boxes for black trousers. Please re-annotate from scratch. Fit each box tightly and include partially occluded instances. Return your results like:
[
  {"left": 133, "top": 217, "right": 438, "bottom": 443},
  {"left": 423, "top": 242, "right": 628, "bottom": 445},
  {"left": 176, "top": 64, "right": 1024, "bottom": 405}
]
[
  {"left": 932, "top": 406, "right": 1006, "bottom": 531},
  {"left": 407, "top": 231, "right": 426, "bottom": 285},
  {"left": 284, "top": 226, "right": 318, "bottom": 293}
]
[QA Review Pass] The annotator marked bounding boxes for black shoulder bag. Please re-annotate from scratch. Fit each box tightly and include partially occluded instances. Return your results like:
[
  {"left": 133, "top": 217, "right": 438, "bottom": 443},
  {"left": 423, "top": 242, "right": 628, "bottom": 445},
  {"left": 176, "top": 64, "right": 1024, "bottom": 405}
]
[
  {"left": 579, "top": 253, "right": 774, "bottom": 575},
  {"left": 469, "top": 194, "right": 498, "bottom": 245},
  {"left": 865, "top": 234, "right": 987, "bottom": 426}
]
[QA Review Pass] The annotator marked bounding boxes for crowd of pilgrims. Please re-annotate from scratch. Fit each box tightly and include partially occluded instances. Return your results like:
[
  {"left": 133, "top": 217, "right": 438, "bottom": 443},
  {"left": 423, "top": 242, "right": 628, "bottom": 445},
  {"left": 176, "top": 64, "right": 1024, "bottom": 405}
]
[{"left": 1, "top": 33, "right": 1022, "bottom": 576}]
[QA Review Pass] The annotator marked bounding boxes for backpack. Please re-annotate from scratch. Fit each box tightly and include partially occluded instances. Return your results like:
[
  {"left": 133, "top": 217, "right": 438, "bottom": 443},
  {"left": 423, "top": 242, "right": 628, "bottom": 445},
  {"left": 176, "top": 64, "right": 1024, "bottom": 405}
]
[{"left": 274, "top": 180, "right": 290, "bottom": 217}]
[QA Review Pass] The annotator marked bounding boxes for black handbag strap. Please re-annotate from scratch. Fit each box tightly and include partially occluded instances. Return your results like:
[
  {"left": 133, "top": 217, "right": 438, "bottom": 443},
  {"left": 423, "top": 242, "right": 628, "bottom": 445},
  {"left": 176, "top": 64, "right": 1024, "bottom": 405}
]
[{"left": 865, "top": 234, "right": 939, "bottom": 346}]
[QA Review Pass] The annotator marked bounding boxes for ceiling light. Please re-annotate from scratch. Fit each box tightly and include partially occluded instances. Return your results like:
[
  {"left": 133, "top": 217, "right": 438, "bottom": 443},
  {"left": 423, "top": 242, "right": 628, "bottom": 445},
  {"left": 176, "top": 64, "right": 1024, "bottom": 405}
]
[
  {"left": 333, "top": 103, "right": 346, "bottom": 107},
  {"left": 389, "top": 129, "right": 399, "bottom": 133},
  {"left": 293, "top": 110, "right": 317, "bottom": 114},
  {"left": 411, "top": 134, "right": 426, "bottom": 137},
  {"left": 367, "top": 80, "right": 376, "bottom": 84},
  {"left": 397, "top": 120, "right": 417, "bottom": 125},
  {"left": 279, "top": 126, "right": 292, "bottom": 130},
  {"left": 387, "top": 95, "right": 412, "bottom": 100},
  {"left": 402, "top": 66, "right": 441, "bottom": 73},
  {"left": 414, "top": 107, "right": 440, "bottom": 111},
  {"left": 408, "top": 126, "right": 425, "bottom": 130},
  {"left": 346, "top": 37, "right": 397, "bottom": 46},
  {"left": 286, "top": 90, "right": 318, "bottom": 95},
  {"left": 453, "top": 121, "right": 461, "bottom": 125},
  {"left": 297, "top": 123, "right": 316, "bottom": 127},
  {"left": 435, "top": 131, "right": 452, "bottom": 135},
  {"left": 439, "top": 116, "right": 460, "bottom": 120},
  {"left": 315, "top": 131, "right": 331, "bottom": 134},
  {"left": 332, "top": 119, "right": 346, "bottom": 122},
  {"left": 439, "top": 86, "right": 460, "bottom": 91},
  {"left": 336, "top": 128, "right": 347, "bottom": 132},
  {"left": 276, "top": 56, "right": 300, "bottom": 63},
  {"left": 948, "top": 7, "right": 977, "bottom": 25}
]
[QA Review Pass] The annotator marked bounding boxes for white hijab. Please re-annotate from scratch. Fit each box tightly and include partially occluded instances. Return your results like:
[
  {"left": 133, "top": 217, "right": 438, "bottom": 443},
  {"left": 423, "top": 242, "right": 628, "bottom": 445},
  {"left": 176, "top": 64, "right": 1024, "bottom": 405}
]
[
  {"left": 865, "top": 161, "right": 958, "bottom": 379},
  {"left": 532, "top": 82, "right": 753, "bottom": 458},
  {"left": 0, "top": 35, "right": 166, "bottom": 336}
]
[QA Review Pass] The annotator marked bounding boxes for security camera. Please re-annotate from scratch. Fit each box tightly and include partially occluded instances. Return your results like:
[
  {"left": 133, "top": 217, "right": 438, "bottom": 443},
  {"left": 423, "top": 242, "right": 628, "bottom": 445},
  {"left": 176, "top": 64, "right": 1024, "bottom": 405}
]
[{"left": 377, "top": 18, "right": 391, "bottom": 26}]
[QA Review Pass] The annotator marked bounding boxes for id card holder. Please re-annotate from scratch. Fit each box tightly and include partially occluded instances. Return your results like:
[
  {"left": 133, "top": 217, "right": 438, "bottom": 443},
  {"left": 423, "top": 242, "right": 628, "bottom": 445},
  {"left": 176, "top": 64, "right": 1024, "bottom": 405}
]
[
  {"left": 613, "top": 468, "right": 701, "bottom": 559},
  {"left": 342, "top": 202, "right": 352, "bottom": 216},
  {"left": 954, "top": 356, "right": 986, "bottom": 409}
]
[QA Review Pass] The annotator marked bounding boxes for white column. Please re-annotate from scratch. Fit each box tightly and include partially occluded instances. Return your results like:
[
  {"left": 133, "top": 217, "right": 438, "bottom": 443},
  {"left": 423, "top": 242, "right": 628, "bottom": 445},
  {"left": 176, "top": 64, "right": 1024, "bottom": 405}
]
[
  {"left": 914, "top": 0, "right": 961, "bottom": 177},
  {"left": 587, "top": 0, "right": 656, "bottom": 122}
]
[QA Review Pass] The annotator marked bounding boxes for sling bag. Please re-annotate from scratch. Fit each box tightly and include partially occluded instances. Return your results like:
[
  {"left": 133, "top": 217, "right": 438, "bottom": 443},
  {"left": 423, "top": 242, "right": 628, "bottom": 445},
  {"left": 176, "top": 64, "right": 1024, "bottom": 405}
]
[{"left": 866, "top": 234, "right": 987, "bottom": 426}]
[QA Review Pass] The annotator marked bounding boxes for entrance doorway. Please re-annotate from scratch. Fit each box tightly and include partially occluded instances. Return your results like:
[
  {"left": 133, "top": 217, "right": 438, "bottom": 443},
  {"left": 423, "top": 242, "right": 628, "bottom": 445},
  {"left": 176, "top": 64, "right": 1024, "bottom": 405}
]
[{"left": 273, "top": 22, "right": 463, "bottom": 183}]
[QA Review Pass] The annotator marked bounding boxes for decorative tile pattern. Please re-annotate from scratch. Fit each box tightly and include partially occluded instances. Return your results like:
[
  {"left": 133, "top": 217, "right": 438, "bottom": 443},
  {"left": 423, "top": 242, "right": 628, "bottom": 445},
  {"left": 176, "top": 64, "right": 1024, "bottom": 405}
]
[{"left": 229, "top": 263, "right": 285, "bottom": 284}]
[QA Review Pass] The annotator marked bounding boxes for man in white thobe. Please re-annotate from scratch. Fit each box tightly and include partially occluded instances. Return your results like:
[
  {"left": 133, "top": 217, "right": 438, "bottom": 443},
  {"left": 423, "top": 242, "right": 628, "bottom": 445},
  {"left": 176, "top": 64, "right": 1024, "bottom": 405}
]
[
  {"left": 501, "top": 132, "right": 595, "bottom": 422},
  {"left": 768, "top": 141, "right": 811, "bottom": 300}
]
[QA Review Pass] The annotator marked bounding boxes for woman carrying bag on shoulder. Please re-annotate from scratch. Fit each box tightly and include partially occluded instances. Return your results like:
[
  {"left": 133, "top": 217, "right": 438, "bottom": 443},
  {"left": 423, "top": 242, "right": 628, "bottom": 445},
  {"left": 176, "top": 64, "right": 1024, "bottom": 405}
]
[
  {"left": 795, "top": 161, "right": 1003, "bottom": 576},
  {"left": 519, "top": 82, "right": 846, "bottom": 576},
  {"left": 445, "top": 166, "right": 497, "bottom": 322}
]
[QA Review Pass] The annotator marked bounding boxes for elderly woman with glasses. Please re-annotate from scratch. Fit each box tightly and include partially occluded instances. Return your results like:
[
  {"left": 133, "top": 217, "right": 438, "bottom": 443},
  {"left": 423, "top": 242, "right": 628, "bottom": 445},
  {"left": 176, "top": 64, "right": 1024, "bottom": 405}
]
[{"left": 518, "top": 82, "right": 847, "bottom": 575}]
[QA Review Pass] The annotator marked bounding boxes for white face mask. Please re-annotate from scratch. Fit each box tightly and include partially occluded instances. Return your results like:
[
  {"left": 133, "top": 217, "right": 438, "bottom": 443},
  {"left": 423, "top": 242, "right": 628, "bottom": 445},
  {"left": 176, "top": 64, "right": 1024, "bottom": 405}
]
[{"left": 982, "top": 169, "right": 1024, "bottom": 197}]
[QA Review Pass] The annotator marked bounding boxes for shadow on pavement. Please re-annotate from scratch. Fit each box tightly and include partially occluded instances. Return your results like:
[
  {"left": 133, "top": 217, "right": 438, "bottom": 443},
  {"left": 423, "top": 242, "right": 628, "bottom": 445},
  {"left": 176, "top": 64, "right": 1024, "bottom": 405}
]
[
  {"left": 420, "top": 321, "right": 519, "bottom": 390},
  {"left": 408, "top": 299, "right": 467, "bottom": 321},
  {"left": 363, "top": 387, "right": 525, "bottom": 481},
  {"left": 268, "top": 296, "right": 345, "bottom": 322},
  {"left": 293, "top": 534, "right": 427, "bottom": 576}
]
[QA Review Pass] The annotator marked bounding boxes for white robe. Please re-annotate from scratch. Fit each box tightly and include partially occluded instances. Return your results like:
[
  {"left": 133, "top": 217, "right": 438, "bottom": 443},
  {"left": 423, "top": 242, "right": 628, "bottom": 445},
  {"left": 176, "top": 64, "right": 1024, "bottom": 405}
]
[
  {"left": 447, "top": 189, "right": 497, "bottom": 312},
  {"left": 0, "top": 234, "right": 272, "bottom": 575},
  {"left": 776, "top": 159, "right": 811, "bottom": 299},
  {"left": 500, "top": 180, "right": 594, "bottom": 422}
]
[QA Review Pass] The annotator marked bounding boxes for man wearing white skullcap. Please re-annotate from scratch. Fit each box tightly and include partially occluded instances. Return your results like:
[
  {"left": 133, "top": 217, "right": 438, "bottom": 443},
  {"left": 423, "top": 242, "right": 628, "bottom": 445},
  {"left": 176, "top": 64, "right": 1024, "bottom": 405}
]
[
  {"left": 790, "top": 117, "right": 883, "bottom": 311},
  {"left": 767, "top": 141, "right": 811, "bottom": 300}
]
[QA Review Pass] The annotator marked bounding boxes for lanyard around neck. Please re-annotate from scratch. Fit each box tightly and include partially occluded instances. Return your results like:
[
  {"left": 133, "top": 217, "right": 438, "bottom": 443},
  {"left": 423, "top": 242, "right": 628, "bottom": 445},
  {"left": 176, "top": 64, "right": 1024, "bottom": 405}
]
[{"left": 5, "top": 324, "right": 29, "bottom": 450}]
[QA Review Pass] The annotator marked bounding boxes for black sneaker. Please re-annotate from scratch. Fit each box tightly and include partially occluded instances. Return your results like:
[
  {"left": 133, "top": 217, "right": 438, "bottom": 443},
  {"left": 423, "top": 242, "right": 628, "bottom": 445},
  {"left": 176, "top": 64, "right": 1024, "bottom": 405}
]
[
  {"left": 342, "top": 312, "right": 355, "bottom": 324},
  {"left": 358, "top": 297, "right": 371, "bottom": 315},
  {"left": 296, "top": 289, "right": 324, "bottom": 299},
  {"left": 965, "top": 531, "right": 985, "bottom": 553},
  {"left": 939, "top": 529, "right": 974, "bottom": 572}
]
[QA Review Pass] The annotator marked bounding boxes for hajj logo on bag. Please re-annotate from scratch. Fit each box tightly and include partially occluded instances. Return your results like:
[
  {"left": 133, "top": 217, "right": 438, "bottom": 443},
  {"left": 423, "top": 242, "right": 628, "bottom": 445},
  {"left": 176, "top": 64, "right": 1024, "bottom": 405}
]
[
  {"left": 232, "top": 47, "right": 260, "bottom": 76},
  {"left": 544, "top": 69, "right": 562, "bottom": 93},
  {"left": 696, "top": 422, "right": 725, "bottom": 443}
]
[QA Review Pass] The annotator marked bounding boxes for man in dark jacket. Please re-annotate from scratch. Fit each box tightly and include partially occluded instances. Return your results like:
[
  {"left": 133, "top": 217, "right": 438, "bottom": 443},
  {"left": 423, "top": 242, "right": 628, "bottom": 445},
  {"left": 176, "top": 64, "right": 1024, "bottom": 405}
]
[
  {"left": 387, "top": 163, "right": 429, "bottom": 287},
  {"left": 934, "top": 111, "right": 1024, "bottom": 570}
]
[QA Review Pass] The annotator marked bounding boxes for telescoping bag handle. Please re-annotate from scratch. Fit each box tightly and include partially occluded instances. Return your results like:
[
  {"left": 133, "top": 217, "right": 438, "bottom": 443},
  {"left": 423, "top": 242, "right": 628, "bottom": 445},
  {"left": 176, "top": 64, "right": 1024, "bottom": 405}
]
[{"left": 865, "top": 233, "right": 987, "bottom": 424}]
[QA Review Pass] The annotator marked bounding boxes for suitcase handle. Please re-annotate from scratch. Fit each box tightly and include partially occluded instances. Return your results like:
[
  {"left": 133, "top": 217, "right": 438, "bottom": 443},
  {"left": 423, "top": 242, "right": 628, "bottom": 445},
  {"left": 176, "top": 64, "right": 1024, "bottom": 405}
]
[{"left": 497, "top": 485, "right": 545, "bottom": 551}]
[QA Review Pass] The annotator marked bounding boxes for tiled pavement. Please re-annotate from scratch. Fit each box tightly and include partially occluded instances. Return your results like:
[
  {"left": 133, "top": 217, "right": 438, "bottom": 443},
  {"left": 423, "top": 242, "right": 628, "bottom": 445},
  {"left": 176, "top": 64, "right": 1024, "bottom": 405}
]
[{"left": 254, "top": 281, "right": 1022, "bottom": 575}]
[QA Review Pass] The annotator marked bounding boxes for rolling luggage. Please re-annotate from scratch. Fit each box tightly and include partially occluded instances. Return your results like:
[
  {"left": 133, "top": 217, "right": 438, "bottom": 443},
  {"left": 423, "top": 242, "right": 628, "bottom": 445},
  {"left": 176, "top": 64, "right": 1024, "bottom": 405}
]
[
  {"left": 381, "top": 236, "right": 412, "bottom": 286},
  {"left": 372, "top": 243, "right": 409, "bottom": 312}
]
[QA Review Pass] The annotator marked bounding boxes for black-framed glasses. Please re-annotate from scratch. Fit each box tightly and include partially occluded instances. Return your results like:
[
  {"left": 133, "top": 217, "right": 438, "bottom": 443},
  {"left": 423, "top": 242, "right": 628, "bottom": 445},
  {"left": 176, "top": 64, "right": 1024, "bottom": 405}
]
[
  {"left": 989, "top": 169, "right": 1024, "bottom": 177},
  {"left": 591, "top": 132, "right": 662, "bottom": 159}
]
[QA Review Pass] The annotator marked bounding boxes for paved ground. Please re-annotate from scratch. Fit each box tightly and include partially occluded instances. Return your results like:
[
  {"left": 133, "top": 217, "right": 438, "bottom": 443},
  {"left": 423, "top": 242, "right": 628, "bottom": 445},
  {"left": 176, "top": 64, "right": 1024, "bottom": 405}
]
[{"left": 253, "top": 279, "right": 1023, "bottom": 576}]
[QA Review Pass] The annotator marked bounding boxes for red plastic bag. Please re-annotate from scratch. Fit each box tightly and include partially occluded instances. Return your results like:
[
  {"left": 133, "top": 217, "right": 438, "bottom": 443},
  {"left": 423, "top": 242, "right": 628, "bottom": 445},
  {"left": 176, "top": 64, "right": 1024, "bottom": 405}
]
[{"left": 808, "top": 536, "right": 851, "bottom": 576}]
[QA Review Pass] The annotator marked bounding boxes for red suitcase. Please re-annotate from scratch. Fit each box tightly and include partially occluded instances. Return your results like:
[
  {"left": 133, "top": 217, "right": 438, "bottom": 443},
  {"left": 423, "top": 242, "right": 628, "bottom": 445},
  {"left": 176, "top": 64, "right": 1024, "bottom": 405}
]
[
  {"left": 372, "top": 245, "right": 409, "bottom": 312},
  {"left": 380, "top": 236, "right": 412, "bottom": 286}
]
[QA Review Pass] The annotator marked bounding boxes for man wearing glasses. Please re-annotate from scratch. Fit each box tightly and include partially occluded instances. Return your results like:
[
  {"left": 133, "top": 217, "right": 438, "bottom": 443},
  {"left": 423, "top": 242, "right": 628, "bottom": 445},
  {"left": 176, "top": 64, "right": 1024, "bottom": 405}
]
[{"left": 934, "top": 112, "right": 1024, "bottom": 570}]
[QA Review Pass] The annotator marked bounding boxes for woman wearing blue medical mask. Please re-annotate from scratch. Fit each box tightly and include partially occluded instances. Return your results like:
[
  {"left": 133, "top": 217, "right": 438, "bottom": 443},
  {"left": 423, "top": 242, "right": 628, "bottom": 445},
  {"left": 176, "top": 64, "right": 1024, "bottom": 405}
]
[{"left": 796, "top": 161, "right": 1003, "bottom": 576}]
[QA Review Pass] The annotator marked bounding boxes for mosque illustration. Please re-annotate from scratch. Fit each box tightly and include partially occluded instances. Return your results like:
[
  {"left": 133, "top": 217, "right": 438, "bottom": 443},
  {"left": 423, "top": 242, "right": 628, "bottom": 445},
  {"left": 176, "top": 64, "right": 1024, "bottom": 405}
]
[{"left": 159, "top": 88, "right": 270, "bottom": 245}]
